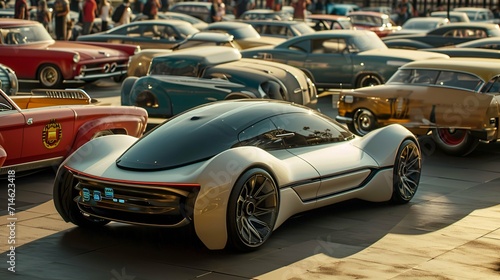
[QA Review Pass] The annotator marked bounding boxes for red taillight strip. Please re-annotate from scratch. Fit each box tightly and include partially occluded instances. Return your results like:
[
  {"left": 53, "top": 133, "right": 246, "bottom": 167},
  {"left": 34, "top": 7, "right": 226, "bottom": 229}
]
[{"left": 64, "top": 165, "right": 200, "bottom": 189}]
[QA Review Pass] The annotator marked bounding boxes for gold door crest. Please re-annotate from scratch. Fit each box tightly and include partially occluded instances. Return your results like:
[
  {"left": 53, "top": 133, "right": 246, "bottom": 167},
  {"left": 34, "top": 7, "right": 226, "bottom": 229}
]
[{"left": 42, "top": 119, "right": 62, "bottom": 149}]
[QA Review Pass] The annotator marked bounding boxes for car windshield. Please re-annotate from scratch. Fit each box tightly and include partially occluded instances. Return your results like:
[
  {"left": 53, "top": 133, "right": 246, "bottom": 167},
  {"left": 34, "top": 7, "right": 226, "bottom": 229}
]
[
  {"left": 351, "top": 32, "right": 387, "bottom": 51},
  {"left": 224, "top": 25, "right": 260, "bottom": 39},
  {"left": 1, "top": 24, "right": 53, "bottom": 45},
  {"left": 388, "top": 69, "right": 484, "bottom": 91},
  {"left": 293, "top": 23, "right": 316, "bottom": 35}
]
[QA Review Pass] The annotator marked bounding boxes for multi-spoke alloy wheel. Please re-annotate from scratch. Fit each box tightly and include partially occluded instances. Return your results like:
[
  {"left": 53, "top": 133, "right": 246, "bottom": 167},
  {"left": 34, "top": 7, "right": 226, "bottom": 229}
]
[
  {"left": 391, "top": 140, "right": 421, "bottom": 204},
  {"left": 227, "top": 169, "right": 278, "bottom": 251}
]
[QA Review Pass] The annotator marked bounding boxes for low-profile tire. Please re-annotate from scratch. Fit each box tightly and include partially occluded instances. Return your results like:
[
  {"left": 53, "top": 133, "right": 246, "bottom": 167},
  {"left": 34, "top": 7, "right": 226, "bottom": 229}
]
[
  {"left": 391, "top": 139, "right": 421, "bottom": 204},
  {"left": 38, "top": 64, "right": 62, "bottom": 88},
  {"left": 349, "top": 108, "right": 377, "bottom": 136},
  {"left": 227, "top": 168, "right": 279, "bottom": 252},
  {"left": 55, "top": 168, "right": 110, "bottom": 228},
  {"left": 431, "top": 128, "right": 479, "bottom": 156},
  {"left": 356, "top": 74, "right": 383, "bottom": 88}
]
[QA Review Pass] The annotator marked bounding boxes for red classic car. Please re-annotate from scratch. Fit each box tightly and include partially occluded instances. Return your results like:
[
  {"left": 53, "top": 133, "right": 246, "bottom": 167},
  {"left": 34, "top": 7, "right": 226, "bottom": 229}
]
[
  {"left": 0, "top": 18, "right": 140, "bottom": 88},
  {"left": 347, "top": 11, "right": 401, "bottom": 37},
  {"left": 0, "top": 88, "right": 148, "bottom": 175}
]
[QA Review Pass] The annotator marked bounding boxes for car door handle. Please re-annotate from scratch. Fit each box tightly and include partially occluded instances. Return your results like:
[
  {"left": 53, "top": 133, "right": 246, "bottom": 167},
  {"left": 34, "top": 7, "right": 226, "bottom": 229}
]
[{"left": 276, "top": 132, "right": 295, "bottom": 138}]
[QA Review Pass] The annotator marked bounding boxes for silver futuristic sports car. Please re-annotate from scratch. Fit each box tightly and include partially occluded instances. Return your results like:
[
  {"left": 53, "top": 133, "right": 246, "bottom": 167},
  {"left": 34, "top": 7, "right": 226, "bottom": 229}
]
[{"left": 53, "top": 100, "right": 422, "bottom": 251}]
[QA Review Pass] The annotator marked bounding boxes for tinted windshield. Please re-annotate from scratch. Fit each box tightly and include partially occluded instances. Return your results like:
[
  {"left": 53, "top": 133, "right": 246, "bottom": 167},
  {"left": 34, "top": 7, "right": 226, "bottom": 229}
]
[
  {"left": 351, "top": 31, "right": 387, "bottom": 51},
  {"left": 1, "top": 24, "right": 53, "bottom": 44}
]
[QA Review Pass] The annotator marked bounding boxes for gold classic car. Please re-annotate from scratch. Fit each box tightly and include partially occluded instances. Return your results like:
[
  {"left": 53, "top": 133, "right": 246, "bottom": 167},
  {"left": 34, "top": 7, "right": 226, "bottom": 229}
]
[{"left": 336, "top": 57, "right": 500, "bottom": 156}]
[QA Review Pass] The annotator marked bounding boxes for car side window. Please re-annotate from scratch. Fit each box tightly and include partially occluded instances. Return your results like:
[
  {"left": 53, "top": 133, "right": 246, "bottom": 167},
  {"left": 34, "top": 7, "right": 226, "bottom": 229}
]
[
  {"left": 410, "top": 69, "right": 439, "bottom": 84},
  {"left": 288, "top": 40, "right": 309, "bottom": 52},
  {"left": 236, "top": 119, "right": 284, "bottom": 150},
  {"left": 270, "top": 113, "right": 351, "bottom": 149},
  {"left": 481, "top": 76, "right": 500, "bottom": 94},
  {"left": 436, "top": 71, "right": 483, "bottom": 91},
  {"left": 311, "top": 38, "right": 346, "bottom": 54}
]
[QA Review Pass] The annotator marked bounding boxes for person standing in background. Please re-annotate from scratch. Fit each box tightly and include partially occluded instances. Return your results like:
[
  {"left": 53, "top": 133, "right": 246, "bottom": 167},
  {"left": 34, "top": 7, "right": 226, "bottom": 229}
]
[
  {"left": 114, "top": 0, "right": 132, "bottom": 26},
  {"left": 143, "top": 0, "right": 160, "bottom": 19},
  {"left": 54, "top": 0, "right": 70, "bottom": 40},
  {"left": 210, "top": 0, "right": 225, "bottom": 22},
  {"left": 82, "top": 0, "right": 97, "bottom": 35},
  {"left": 14, "top": 0, "right": 30, "bottom": 19},
  {"left": 98, "top": 0, "right": 111, "bottom": 31},
  {"left": 37, "top": 0, "right": 52, "bottom": 32},
  {"left": 291, "top": 0, "right": 310, "bottom": 21}
]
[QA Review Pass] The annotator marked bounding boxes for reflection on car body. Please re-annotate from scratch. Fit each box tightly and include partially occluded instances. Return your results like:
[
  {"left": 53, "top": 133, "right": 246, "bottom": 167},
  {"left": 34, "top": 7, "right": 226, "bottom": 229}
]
[
  {"left": 336, "top": 57, "right": 500, "bottom": 156},
  {"left": 53, "top": 99, "right": 421, "bottom": 251}
]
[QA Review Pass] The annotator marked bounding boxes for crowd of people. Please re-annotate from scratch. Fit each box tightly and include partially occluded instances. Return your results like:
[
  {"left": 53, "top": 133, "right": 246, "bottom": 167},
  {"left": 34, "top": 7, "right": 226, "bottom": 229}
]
[{"left": 3, "top": 0, "right": 500, "bottom": 40}]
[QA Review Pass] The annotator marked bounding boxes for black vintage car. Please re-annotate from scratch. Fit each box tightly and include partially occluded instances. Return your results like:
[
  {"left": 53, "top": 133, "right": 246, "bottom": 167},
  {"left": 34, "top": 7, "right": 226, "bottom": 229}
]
[{"left": 121, "top": 46, "right": 317, "bottom": 118}]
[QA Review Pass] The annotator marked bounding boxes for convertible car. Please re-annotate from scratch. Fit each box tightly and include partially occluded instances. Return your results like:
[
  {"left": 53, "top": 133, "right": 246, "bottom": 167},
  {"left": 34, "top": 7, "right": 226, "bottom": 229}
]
[
  {"left": 53, "top": 99, "right": 422, "bottom": 251},
  {"left": 0, "top": 18, "right": 139, "bottom": 87},
  {"left": 241, "top": 30, "right": 448, "bottom": 89},
  {"left": 0, "top": 88, "right": 148, "bottom": 175},
  {"left": 336, "top": 57, "right": 500, "bottom": 156},
  {"left": 122, "top": 46, "right": 317, "bottom": 118},
  {"left": 0, "top": 63, "right": 17, "bottom": 95}
]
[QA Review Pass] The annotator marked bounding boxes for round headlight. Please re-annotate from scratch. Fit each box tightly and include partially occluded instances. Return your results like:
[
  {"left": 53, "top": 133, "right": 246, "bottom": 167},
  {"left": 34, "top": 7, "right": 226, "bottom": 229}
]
[{"left": 73, "top": 53, "right": 80, "bottom": 63}]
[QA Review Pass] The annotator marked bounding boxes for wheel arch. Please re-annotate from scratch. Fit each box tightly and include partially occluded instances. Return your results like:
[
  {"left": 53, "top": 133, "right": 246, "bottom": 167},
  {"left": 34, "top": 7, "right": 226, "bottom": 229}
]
[
  {"left": 353, "top": 72, "right": 385, "bottom": 88},
  {"left": 192, "top": 147, "right": 289, "bottom": 250}
]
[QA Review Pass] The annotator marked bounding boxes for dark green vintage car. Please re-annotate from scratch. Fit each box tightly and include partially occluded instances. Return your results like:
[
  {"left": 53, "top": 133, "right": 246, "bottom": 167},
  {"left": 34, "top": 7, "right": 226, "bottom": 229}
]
[
  {"left": 121, "top": 46, "right": 317, "bottom": 118},
  {"left": 241, "top": 30, "right": 448, "bottom": 90}
]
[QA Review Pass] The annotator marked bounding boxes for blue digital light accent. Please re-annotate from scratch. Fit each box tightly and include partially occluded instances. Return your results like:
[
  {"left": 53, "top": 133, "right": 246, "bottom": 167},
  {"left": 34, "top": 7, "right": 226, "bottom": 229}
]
[
  {"left": 118, "top": 199, "right": 125, "bottom": 204},
  {"left": 82, "top": 188, "right": 90, "bottom": 202},
  {"left": 113, "top": 198, "right": 118, "bottom": 202},
  {"left": 105, "top": 187, "right": 114, "bottom": 199},
  {"left": 93, "top": 190, "right": 102, "bottom": 202}
]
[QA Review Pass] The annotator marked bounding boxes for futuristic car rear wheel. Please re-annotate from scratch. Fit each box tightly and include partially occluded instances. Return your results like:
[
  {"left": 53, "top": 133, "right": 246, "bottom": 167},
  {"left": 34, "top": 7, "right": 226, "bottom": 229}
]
[
  {"left": 56, "top": 168, "right": 110, "bottom": 228},
  {"left": 38, "top": 64, "right": 62, "bottom": 88},
  {"left": 227, "top": 168, "right": 279, "bottom": 251},
  {"left": 391, "top": 139, "right": 421, "bottom": 204},
  {"left": 349, "top": 108, "right": 377, "bottom": 136},
  {"left": 431, "top": 128, "right": 479, "bottom": 156}
]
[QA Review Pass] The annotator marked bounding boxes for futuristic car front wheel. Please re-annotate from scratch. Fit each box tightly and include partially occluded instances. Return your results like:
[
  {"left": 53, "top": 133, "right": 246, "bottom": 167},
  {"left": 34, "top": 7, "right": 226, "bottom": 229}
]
[
  {"left": 431, "top": 128, "right": 479, "bottom": 156},
  {"left": 38, "top": 64, "right": 62, "bottom": 88},
  {"left": 56, "top": 168, "right": 110, "bottom": 228},
  {"left": 391, "top": 139, "right": 421, "bottom": 204},
  {"left": 227, "top": 168, "right": 279, "bottom": 251},
  {"left": 349, "top": 108, "right": 377, "bottom": 136}
]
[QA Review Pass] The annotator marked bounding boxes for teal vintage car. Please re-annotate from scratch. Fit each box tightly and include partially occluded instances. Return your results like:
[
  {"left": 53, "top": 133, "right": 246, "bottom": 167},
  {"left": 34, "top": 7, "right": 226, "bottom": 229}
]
[
  {"left": 241, "top": 30, "right": 448, "bottom": 90},
  {"left": 121, "top": 46, "right": 317, "bottom": 118}
]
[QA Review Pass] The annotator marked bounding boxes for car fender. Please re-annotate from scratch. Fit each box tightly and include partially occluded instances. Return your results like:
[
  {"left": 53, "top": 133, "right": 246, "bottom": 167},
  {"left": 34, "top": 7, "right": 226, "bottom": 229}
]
[
  {"left": 68, "top": 109, "right": 147, "bottom": 156},
  {"left": 0, "top": 145, "right": 6, "bottom": 168},
  {"left": 351, "top": 124, "right": 418, "bottom": 167},
  {"left": 193, "top": 146, "right": 292, "bottom": 250},
  {"left": 121, "top": 76, "right": 139, "bottom": 105}
]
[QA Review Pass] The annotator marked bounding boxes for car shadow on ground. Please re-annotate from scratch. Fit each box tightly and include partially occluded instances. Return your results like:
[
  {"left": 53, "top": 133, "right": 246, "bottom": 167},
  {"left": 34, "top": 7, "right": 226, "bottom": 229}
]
[{"left": 1, "top": 136, "right": 500, "bottom": 279}]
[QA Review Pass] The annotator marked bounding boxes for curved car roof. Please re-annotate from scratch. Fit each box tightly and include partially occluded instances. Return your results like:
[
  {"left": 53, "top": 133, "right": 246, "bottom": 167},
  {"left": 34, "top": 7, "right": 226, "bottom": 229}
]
[
  {"left": 401, "top": 57, "right": 500, "bottom": 81},
  {"left": 116, "top": 100, "right": 317, "bottom": 170},
  {"left": 152, "top": 46, "right": 241, "bottom": 65}
]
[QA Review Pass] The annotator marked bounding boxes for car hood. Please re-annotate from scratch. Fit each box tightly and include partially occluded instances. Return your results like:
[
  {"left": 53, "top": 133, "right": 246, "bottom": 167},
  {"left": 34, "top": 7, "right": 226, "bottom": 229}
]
[
  {"left": 341, "top": 84, "right": 414, "bottom": 98},
  {"left": 38, "top": 41, "right": 126, "bottom": 60},
  {"left": 360, "top": 48, "right": 449, "bottom": 60}
]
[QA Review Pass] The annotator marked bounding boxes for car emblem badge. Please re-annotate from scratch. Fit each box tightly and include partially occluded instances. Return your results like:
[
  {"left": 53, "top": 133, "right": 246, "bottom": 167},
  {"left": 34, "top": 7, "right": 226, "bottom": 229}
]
[
  {"left": 42, "top": 119, "right": 62, "bottom": 149},
  {"left": 93, "top": 190, "right": 102, "bottom": 202},
  {"left": 105, "top": 187, "right": 114, "bottom": 199},
  {"left": 82, "top": 188, "right": 90, "bottom": 202}
]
